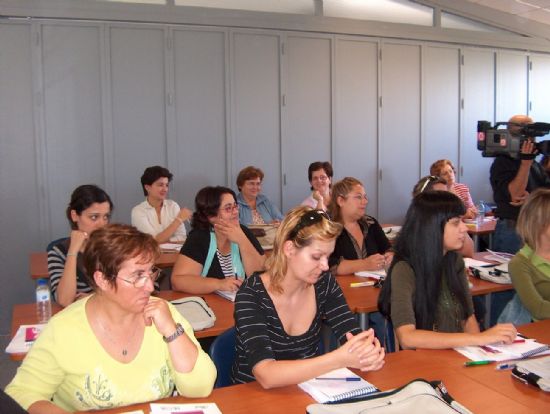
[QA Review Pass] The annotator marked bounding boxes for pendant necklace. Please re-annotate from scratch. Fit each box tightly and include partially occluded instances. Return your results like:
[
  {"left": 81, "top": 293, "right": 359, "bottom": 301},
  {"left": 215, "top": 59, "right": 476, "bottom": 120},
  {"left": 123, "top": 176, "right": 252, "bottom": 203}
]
[{"left": 96, "top": 315, "right": 139, "bottom": 357}]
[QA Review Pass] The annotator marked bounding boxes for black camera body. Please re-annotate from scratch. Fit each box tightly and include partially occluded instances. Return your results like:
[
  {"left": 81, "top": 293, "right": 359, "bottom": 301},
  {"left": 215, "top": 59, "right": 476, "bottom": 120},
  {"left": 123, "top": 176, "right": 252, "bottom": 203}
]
[{"left": 477, "top": 120, "right": 550, "bottom": 159}]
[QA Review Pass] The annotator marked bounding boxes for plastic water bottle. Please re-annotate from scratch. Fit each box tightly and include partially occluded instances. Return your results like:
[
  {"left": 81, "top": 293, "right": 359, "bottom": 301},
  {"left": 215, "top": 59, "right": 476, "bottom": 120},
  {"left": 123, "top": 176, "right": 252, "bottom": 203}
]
[
  {"left": 475, "top": 200, "right": 486, "bottom": 227},
  {"left": 36, "top": 279, "right": 52, "bottom": 323}
]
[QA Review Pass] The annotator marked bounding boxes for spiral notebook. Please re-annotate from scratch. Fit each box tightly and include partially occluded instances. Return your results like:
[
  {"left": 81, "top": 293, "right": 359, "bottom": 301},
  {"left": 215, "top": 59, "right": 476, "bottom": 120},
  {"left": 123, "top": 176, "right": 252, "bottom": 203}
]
[{"left": 298, "top": 368, "right": 378, "bottom": 403}]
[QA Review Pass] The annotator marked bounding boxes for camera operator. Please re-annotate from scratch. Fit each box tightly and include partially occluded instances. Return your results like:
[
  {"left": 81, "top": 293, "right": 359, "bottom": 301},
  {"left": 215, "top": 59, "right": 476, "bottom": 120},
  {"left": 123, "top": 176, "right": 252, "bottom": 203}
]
[{"left": 490, "top": 114, "right": 550, "bottom": 254}]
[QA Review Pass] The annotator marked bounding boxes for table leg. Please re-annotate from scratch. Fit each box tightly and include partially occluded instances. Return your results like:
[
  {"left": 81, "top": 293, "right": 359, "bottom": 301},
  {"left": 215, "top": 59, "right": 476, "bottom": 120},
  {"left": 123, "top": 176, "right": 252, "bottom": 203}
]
[
  {"left": 358, "top": 313, "right": 369, "bottom": 331},
  {"left": 483, "top": 293, "right": 492, "bottom": 330},
  {"left": 473, "top": 234, "right": 480, "bottom": 252}
]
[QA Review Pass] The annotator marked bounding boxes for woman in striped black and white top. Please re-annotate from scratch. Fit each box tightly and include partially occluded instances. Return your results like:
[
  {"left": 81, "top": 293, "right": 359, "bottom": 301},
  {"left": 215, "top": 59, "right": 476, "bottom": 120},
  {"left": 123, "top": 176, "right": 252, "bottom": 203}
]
[
  {"left": 232, "top": 206, "right": 385, "bottom": 388},
  {"left": 47, "top": 185, "right": 113, "bottom": 307}
]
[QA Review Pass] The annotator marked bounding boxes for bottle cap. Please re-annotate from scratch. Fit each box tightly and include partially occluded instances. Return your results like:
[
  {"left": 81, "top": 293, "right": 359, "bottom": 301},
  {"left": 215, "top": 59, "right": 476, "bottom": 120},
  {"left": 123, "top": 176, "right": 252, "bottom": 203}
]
[{"left": 37, "top": 279, "right": 48, "bottom": 286}]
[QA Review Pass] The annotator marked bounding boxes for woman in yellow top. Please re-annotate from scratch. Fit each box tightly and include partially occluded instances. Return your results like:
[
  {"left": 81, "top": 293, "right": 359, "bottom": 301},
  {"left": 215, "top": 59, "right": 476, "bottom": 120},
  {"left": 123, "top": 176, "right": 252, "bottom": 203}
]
[{"left": 6, "top": 224, "right": 216, "bottom": 413}]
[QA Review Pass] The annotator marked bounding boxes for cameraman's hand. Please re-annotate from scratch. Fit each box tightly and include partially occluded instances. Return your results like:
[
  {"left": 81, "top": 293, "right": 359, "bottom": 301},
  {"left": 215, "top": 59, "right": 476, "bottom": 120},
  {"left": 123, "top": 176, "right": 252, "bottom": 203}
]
[
  {"left": 510, "top": 191, "right": 529, "bottom": 207},
  {"left": 519, "top": 139, "right": 537, "bottom": 161}
]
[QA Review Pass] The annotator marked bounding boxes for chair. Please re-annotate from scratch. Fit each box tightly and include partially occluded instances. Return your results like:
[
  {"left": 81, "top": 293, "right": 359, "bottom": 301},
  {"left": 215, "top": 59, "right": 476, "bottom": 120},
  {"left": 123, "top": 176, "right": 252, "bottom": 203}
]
[
  {"left": 46, "top": 237, "right": 69, "bottom": 252},
  {"left": 208, "top": 327, "right": 236, "bottom": 388}
]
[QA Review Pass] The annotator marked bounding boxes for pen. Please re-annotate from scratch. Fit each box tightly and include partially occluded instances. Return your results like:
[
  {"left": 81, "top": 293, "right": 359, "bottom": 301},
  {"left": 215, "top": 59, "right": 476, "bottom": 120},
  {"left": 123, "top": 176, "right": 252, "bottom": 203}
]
[
  {"left": 464, "top": 360, "right": 495, "bottom": 367},
  {"left": 496, "top": 363, "right": 516, "bottom": 370},
  {"left": 512, "top": 339, "right": 525, "bottom": 344},
  {"left": 350, "top": 281, "right": 375, "bottom": 288},
  {"left": 315, "top": 377, "right": 361, "bottom": 381}
]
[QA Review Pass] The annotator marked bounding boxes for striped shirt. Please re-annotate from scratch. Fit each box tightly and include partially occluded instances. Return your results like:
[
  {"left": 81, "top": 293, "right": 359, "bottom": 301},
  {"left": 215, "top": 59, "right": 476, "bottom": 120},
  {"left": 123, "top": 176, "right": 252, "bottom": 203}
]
[
  {"left": 47, "top": 240, "right": 92, "bottom": 302},
  {"left": 216, "top": 250, "right": 234, "bottom": 278},
  {"left": 231, "top": 271, "right": 361, "bottom": 384},
  {"left": 450, "top": 182, "right": 475, "bottom": 210}
]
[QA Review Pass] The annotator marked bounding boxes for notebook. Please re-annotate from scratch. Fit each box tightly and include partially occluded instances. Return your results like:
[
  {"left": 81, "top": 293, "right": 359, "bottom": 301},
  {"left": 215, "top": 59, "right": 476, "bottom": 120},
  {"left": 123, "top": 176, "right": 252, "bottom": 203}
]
[
  {"left": 354, "top": 269, "right": 386, "bottom": 280},
  {"left": 512, "top": 356, "right": 550, "bottom": 392},
  {"left": 5, "top": 324, "right": 46, "bottom": 354},
  {"left": 298, "top": 368, "right": 378, "bottom": 403},
  {"left": 150, "top": 403, "right": 222, "bottom": 414},
  {"left": 455, "top": 336, "right": 550, "bottom": 362},
  {"left": 214, "top": 289, "right": 236, "bottom": 302}
]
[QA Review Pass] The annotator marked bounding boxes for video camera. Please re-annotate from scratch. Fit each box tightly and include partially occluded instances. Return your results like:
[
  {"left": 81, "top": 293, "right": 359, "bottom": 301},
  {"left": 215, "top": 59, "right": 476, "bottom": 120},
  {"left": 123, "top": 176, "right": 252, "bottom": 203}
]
[{"left": 477, "top": 120, "right": 550, "bottom": 159}]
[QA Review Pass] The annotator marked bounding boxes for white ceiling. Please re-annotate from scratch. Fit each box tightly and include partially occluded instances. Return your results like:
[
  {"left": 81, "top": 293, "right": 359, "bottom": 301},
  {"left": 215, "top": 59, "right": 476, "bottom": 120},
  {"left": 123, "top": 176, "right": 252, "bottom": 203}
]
[{"left": 464, "top": 0, "right": 550, "bottom": 25}]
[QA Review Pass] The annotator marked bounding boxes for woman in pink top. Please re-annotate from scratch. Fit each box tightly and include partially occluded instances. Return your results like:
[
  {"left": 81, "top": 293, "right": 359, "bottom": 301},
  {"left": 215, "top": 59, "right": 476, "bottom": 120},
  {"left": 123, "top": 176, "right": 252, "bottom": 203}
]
[{"left": 430, "top": 159, "right": 477, "bottom": 219}]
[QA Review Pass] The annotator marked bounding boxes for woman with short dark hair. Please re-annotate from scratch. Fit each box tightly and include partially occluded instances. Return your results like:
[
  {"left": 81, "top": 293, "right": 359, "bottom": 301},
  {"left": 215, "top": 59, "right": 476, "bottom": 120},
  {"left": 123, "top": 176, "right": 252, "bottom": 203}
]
[
  {"left": 7, "top": 224, "right": 216, "bottom": 413},
  {"left": 378, "top": 191, "right": 516, "bottom": 349},
  {"left": 131, "top": 165, "right": 192, "bottom": 243},
  {"left": 301, "top": 161, "right": 333, "bottom": 211},
  {"left": 47, "top": 184, "right": 113, "bottom": 307},
  {"left": 171, "top": 186, "right": 265, "bottom": 294},
  {"left": 235, "top": 165, "right": 283, "bottom": 225}
]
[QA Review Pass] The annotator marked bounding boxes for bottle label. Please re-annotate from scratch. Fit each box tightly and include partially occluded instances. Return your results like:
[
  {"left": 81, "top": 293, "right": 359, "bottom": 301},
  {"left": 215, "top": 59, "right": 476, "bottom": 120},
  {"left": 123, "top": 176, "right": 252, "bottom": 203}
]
[{"left": 36, "top": 291, "right": 50, "bottom": 301}]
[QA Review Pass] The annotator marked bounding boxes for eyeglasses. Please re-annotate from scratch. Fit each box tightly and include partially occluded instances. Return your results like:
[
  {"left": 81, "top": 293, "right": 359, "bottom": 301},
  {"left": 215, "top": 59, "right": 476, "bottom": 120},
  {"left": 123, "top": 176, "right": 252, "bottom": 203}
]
[
  {"left": 346, "top": 193, "right": 368, "bottom": 202},
  {"left": 220, "top": 202, "right": 238, "bottom": 214},
  {"left": 288, "top": 209, "right": 330, "bottom": 240},
  {"left": 117, "top": 266, "right": 161, "bottom": 288},
  {"left": 418, "top": 176, "right": 438, "bottom": 194},
  {"left": 312, "top": 175, "right": 329, "bottom": 182}
]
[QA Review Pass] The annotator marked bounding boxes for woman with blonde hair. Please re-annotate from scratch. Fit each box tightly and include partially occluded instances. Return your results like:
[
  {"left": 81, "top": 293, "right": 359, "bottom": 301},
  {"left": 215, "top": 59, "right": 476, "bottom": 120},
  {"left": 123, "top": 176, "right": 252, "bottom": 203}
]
[
  {"left": 508, "top": 188, "right": 550, "bottom": 320},
  {"left": 232, "top": 206, "right": 385, "bottom": 387},
  {"left": 328, "top": 177, "right": 392, "bottom": 274},
  {"left": 430, "top": 159, "right": 477, "bottom": 219}
]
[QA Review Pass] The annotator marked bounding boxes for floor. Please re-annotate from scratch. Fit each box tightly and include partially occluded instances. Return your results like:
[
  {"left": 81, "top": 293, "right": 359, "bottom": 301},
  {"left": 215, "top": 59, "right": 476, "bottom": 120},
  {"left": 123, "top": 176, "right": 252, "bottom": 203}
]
[{"left": 0, "top": 335, "right": 19, "bottom": 389}]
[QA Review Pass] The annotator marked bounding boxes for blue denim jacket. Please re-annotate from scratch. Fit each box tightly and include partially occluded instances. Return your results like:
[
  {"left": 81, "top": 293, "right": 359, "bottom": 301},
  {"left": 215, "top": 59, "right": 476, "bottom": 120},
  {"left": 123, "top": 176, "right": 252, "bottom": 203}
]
[{"left": 236, "top": 192, "right": 283, "bottom": 225}]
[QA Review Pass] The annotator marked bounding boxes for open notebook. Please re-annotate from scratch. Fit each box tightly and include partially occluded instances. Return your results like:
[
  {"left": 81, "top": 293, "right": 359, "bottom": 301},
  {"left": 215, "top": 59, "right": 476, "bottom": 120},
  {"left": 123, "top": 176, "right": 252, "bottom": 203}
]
[{"left": 299, "top": 368, "right": 378, "bottom": 403}]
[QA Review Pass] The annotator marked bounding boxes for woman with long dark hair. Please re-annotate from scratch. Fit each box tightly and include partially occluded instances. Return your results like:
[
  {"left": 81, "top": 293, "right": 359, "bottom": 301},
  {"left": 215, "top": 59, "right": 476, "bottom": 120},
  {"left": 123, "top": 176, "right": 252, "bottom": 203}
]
[{"left": 378, "top": 191, "right": 516, "bottom": 349}]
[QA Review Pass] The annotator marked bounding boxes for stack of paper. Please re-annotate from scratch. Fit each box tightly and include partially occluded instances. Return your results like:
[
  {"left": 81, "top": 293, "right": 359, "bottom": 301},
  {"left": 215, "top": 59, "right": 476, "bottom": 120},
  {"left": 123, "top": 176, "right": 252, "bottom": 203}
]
[
  {"left": 354, "top": 269, "right": 386, "bottom": 280},
  {"left": 150, "top": 403, "right": 222, "bottom": 413},
  {"left": 159, "top": 243, "right": 183, "bottom": 252},
  {"left": 455, "top": 337, "right": 550, "bottom": 362},
  {"left": 214, "top": 290, "right": 236, "bottom": 302},
  {"left": 5, "top": 324, "right": 46, "bottom": 354}
]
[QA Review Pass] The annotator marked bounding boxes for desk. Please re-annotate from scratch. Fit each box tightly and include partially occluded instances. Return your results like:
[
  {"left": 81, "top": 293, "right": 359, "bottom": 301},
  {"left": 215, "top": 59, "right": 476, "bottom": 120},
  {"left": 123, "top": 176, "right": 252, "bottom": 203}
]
[
  {"left": 336, "top": 259, "right": 513, "bottom": 331},
  {"left": 9, "top": 291, "right": 234, "bottom": 361},
  {"left": 467, "top": 218, "right": 497, "bottom": 251},
  {"left": 30, "top": 250, "right": 180, "bottom": 280},
  {"left": 76, "top": 321, "right": 550, "bottom": 414}
]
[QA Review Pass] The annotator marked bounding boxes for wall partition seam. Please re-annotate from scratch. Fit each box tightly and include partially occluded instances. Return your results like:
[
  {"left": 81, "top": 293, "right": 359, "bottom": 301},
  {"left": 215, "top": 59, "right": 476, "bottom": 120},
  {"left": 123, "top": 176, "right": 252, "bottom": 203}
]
[{"left": 31, "top": 21, "right": 50, "bottom": 245}]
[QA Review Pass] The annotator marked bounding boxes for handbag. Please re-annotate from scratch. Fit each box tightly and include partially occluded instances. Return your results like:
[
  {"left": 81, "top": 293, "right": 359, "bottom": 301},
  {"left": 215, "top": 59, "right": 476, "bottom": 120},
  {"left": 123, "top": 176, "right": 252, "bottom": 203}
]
[
  {"left": 171, "top": 297, "right": 216, "bottom": 331},
  {"left": 306, "top": 379, "right": 473, "bottom": 414}
]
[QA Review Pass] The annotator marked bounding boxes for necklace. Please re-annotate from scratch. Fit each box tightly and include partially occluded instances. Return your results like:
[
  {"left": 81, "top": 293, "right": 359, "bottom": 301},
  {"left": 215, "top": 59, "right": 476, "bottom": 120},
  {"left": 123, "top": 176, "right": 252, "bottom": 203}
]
[{"left": 96, "top": 315, "right": 139, "bottom": 357}]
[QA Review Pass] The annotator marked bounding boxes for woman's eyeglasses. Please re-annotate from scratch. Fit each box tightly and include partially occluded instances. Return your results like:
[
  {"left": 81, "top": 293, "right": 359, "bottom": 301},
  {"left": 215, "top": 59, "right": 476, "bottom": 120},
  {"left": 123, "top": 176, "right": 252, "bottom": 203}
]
[
  {"left": 220, "top": 203, "right": 238, "bottom": 214},
  {"left": 117, "top": 266, "right": 161, "bottom": 288},
  {"left": 288, "top": 210, "right": 330, "bottom": 240}
]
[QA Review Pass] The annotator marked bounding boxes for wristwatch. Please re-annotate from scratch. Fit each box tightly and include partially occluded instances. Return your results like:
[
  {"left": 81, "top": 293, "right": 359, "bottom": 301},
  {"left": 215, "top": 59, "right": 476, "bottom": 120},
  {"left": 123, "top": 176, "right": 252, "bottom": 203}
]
[{"left": 163, "top": 323, "right": 185, "bottom": 343}]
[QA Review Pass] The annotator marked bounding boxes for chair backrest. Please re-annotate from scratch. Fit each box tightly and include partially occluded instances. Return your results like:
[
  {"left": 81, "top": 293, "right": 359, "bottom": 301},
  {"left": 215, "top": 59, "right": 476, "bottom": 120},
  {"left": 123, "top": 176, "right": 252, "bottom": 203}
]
[
  {"left": 46, "top": 237, "right": 69, "bottom": 252},
  {"left": 208, "top": 327, "right": 236, "bottom": 388}
]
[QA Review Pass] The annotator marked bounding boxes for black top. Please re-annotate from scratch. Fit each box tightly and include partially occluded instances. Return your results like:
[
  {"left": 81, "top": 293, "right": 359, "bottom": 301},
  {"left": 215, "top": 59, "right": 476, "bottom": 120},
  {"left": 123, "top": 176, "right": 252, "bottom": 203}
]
[
  {"left": 490, "top": 156, "right": 550, "bottom": 220},
  {"left": 231, "top": 271, "right": 361, "bottom": 384},
  {"left": 329, "top": 215, "right": 391, "bottom": 269},
  {"left": 180, "top": 225, "right": 264, "bottom": 279}
]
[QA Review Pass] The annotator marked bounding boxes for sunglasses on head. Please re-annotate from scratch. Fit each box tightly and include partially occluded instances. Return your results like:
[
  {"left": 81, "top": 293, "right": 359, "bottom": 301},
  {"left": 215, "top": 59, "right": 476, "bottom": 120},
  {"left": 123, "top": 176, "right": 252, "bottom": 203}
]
[
  {"left": 418, "top": 176, "right": 439, "bottom": 194},
  {"left": 287, "top": 210, "right": 330, "bottom": 240}
]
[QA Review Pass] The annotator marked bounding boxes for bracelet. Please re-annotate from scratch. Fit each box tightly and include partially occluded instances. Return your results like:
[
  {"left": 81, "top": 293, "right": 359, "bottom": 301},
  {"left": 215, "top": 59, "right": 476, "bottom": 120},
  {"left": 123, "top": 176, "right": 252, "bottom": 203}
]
[
  {"left": 163, "top": 323, "right": 185, "bottom": 343},
  {"left": 66, "top": 253, "right": 78, "bottom": 257}
]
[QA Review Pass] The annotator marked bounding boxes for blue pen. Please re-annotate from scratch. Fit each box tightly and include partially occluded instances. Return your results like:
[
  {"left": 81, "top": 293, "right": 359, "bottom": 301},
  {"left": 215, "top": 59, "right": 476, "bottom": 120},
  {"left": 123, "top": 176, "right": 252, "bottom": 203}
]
[
  {"left": 496, "top": 362, "right": 516, "bottom": 370},
  {"left": 315, "top": 377, "right": 361, "bottom": 381}
]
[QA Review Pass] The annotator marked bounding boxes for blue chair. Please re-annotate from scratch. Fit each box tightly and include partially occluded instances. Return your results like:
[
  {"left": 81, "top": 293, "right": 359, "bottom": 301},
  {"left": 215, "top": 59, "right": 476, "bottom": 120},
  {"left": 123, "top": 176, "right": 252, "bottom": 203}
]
[
  {"left": 46, "top": 237, "right": 69, "bottom": 252},
  {"left": 208, "top": 327, "right": 236, "bottom": 388}
]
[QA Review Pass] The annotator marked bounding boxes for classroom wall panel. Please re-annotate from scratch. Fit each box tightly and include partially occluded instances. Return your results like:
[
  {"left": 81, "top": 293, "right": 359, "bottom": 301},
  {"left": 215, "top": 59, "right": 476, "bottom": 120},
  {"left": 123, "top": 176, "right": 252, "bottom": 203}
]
[
  {"left": 333, "top": 37, "right": 379, "bottom": 216},
  {"left": 0, "top": 23, "right": 40, "bottom": 330},
  {"left": 379, "top": 42, "right": 421, "bottom": 224},
  {"left": 41, "top": 24, "right": 105, "bottom": 235},
  {"left": 110, "top": 26, "right": 167, "bottom": 224},
  {"left": 421, "top": 45, "right": 460, "bottom": 175},
  {"left": 172, "top": 29, "right": 228, "bottom": 208},
  {"left": 496, "top": 51, "right": 528, "bottom": 122},
  {"left": 460, "top": 48, "right": 495, "bottom": 204},
  {"left": 528, "top": 54, "right": 550, "bottom": 123},
  {"left": 231, "top": 31, "right": 282, "bottom": 207},
  {"left": 281, "top": 34, "right": 332, "bottom": 212}
]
